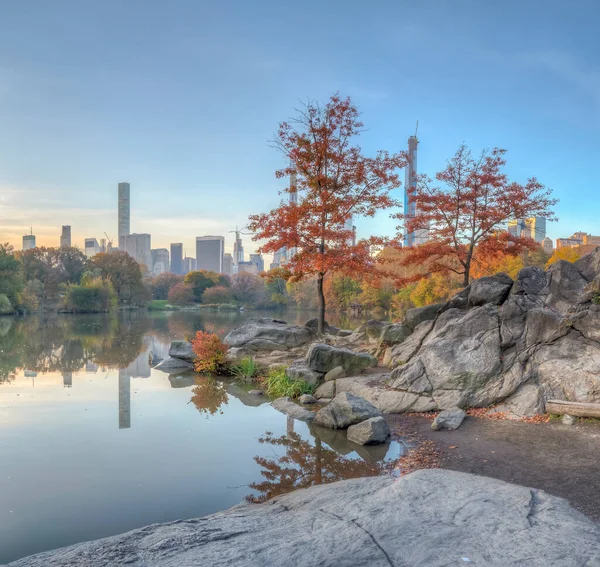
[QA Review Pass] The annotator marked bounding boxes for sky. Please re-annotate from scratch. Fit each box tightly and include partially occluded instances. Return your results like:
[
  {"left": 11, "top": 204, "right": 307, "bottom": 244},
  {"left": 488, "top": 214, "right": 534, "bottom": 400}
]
[{"left": 1, "top": 0, "right": 599, "bottom": 259}]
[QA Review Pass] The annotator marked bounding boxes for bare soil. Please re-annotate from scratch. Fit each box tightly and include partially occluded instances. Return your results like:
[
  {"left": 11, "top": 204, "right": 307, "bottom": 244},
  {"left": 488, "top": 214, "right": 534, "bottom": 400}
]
[{"left": 388, "top": 414, "right": 600, "bottom": 521}]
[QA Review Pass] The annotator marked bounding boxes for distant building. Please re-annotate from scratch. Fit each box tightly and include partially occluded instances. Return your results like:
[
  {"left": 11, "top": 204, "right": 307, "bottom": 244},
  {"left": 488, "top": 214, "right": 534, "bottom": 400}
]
[
  {"left": 151, "top": 248, "right": 170, "bottom": 276},
  {"left": 85, "top": 238, "right": 101, "bottom": 257},
  {"left": 118, "top": 182, "right": 131, "bottom": 250},
  {"left": 123, "top": 233, "right": 152, "bottom": 272},
  {"left": 249, "top": 253, "right": 265, "bottom": 273},
  {"left": 170, "top": 243, "right": 183, "bottom": 275},
  {"left": 556, "top": 232, "right": 600, "bottom": 249},
  {"left": 232, "top": 230, "right": 244, "bottom": 266},
  {"left": 403, "top": 135, "right": 428, "bottom": 246},
  {"left": 223, "top": 253, "right": 234, "bottom": 275},
  {"left": 508, "top": 217, "right": 546, "bottom": 243},
  {"left": 22, "top": 234, "right": 36, "bottom": 250},
  {"left": 542, "top": 236, "right": 554, "bottom": 255},
  {"left": 60, "top": 225, "right": 71, "bottom": 248},
  {"left": 237, "top": 261, "right": 258, "bottom": 275},
  {"left": 183, "top": 257, "right": 197, "bottom": 274},
  {"left": 196, "top": 236, "right": 224, "bottom": 273}
]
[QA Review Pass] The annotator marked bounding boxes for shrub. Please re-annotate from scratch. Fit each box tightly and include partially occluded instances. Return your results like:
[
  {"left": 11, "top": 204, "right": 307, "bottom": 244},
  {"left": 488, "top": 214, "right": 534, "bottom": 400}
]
[
  {"left": 168, "top": 282, "right": 194, "bottom": 305},
  {"left": 231, "top": 357, "right": 259, "bottom": 381},
  {"left": 63, "top": 278, "right": 117, "bottom": 313},
  {"left": 0, "top": 294, "right": 13, "bottom": 314},
  {"left": 265, "top": 366, "right": 315, "bottom": 398},
  {"left": 202, "top": 285, "right": 233, "bottom": 304},
  {"left": 192, "top": 327, "right": 230, "bottom": 374}
]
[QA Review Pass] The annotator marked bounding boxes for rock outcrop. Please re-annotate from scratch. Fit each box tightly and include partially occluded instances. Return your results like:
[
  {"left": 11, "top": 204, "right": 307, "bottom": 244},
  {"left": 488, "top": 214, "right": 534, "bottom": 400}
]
[
  {"left": 314, "top": 392, "right": 382, "bottom": 428},
  {"left": 224, "top": 318, "right": 314, "bottom": 352},
  {"left": 383, "top": 249, "right": 600, "bottom": 417},
  {"left": 12, "top": 470, "right": 600, "bottom": 567},
  {"left": 285, "top": 360, "right": 323, "bottom": 385},
  {"left": 306, "top": 343, "right": 377, "bottom": 374}
]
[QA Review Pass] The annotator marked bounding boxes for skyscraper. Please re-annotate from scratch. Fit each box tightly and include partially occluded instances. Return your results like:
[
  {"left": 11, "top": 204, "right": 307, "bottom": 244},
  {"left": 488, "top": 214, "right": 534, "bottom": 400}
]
[
  {"left": 60, "top": 225, "right": 71, "bottom": 248},
  {"left": 223, "top": 253, "right": 233, "bottom": 275},
  {"left": 183, "top": 257, "right": 196, "bottom": 274},
  {"left": 196, "top": 236, "right": 224, "bottom": 273},
  {"left": 508, "top": 217, "right": 546, "bottom": 243},
  {"left": 403, "top": 136, "right": 428, "bottom": 246},
  {"left": 22, "top": 233, "right": 36, "bottom": 250},
  {"left": 151, "top": 248, "right": 170, "bottom": 275},
  {"left": 84, "top": 238, "right": 101, "bottom": 257},
  {"left": 123, "top": 233, "right": 152, "bottom": 271},
  {"left": 118, "top": 182, "right": 131, "bottom": 250},
  {"left": 170, "top": 243, "right": 183, "bottom": 275},
  {"left": 249, "top": 253, "right": 265, "bottom": 273},
  {"left": 232, "top": 229, "right": 244, "bottom": 266}
]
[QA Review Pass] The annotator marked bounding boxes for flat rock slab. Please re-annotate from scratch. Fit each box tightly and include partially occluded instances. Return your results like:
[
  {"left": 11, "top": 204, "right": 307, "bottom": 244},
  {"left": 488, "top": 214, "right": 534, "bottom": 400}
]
[
  {"left": 11, "top": 470, "right": 600, "bottom": 567},
  {"left": 224, "top": 318, "right": 313, "bottom": 351},
  {"left": 154, "top": 357, "right": 195, "bottom": 372},
  {"left": 271, "top": 397, "right": 316, "bottom": 421}
]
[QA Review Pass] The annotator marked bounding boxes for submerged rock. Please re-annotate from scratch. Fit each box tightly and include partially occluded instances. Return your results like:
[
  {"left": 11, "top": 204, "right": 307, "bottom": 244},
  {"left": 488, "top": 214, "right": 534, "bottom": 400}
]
[
  {"left": 271, "top": 397, "right": 316, "bottom": 421},
  {"left": 314, "top": 391, "right": 382, "bottom": 429},
  {"left": 13, "top": 470, "right": 600, "bottom": 567},
  {"left": 306, "top": 343, "right": 377, "bottom": 375},
  {"left": 347, "top": 416, "right": 390, "bottom": 445}
]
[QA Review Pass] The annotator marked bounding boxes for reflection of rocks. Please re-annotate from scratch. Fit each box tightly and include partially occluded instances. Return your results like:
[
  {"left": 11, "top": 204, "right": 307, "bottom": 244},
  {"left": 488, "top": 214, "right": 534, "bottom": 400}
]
[
  {"left": 272, "top": 397, "right": 316, "bottom": 421},
  {"left": 168, "top": 372, "right": 197, "bottom": 389},
  {"left": 226, "top": 382, "right": 268, "bottom": 407},
  {"left": 309, "top": 423, "right": 390, "bottom": 463}
]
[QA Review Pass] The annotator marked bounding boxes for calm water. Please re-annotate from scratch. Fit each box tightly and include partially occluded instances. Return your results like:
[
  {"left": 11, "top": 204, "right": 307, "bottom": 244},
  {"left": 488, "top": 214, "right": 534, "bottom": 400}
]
[{"left": 0, "top": 310, "right": 401, "bottom": 564}]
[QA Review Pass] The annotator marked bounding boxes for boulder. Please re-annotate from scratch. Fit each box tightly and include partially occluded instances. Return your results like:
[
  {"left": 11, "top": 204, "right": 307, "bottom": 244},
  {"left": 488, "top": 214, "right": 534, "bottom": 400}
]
[
  {"left": 224, "top": 318, "right": 313, "bottom": 352},
  {"left": 404, "top": 303, "right": 442, "bottom": 330},
  {"left": 347, "top": 416, "right": 390, "bottom": 445},
  {"left": 299, "top": 394, "right": 317, "bottom": 405},
  {"left": 285, "top": 361, "right": 323, "bottom": 386},
  {"left": 314, "top": 380, "right": 335, "bottom": 399},
  {"left": 314, "top": 392, "right": 382, "bottom": 429},
  {"left": 562, "top": 414, "right": 578, "bottom": 426},
  {"left": 306, "top": 343, "right": 377, "bottom": 374},
  {"left": 271, "top": 397, "right": 316, "bottom": 421},
  {"left": 363, "top": 319, "right": 387, "bottom": 341},
  {"left": 154, "top": 357, "right": 194, "bottom": 372},
  {"left": 378, "top": 323, "right": 412, "bottom": 346},
  {"left": 148, "top": 351, "right": 164, "bottom": 366},
  {"left": 467, "top": 272, "right": 513, "bottom": 307},
  {"left": 304, "top": 318, "right": 340, "bottom": 336},
  {"left": 168, "top": 340, "right": 195, "bottom": 362},
  {"left": 248, "top": 389, "right": 263, "bottom": 396},
  {"left": 324, "top": 365, "right": 345, "bottom": 381},
  {"left": 431, "top": 407, "right": 467, "bottom": 430},
  {"left": 14, "top": 470, "right": 600, "bottom": 567}
]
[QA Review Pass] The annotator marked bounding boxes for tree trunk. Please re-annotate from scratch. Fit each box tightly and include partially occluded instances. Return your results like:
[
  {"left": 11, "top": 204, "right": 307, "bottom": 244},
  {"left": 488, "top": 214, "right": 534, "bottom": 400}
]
[
  {"left": 317, "top": 272, "right": 326, "bottom": 334},
  {"left": 463, "top": 270, "right": 470, "bottom": 287}
]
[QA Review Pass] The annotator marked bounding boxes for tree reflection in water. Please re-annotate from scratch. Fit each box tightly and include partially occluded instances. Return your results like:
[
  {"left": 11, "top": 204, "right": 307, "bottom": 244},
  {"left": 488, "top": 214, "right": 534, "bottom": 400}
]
[
  {"left": 189, "top": 376, "right": 229, "bottom": 416},
  {"left": 247, "top": 430, "right": 392, "bottom": 503}
]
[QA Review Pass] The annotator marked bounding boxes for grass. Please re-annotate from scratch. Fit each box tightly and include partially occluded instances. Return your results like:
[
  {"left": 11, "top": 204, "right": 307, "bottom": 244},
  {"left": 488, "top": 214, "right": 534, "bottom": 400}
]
[
  {"left": 265, "top": 366, "right": 315, "bottom": 399},
  {"left": 148, "top": 300, "right": 180, "bottom": 311},
  {"left": 231, "top": 357, "right": 260, "bottom": 381}
]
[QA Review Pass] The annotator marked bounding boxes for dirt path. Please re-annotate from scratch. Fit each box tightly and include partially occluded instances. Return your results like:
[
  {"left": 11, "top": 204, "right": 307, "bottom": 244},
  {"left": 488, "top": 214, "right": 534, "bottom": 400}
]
[{"left": 388, "top": 414, "right": 600, "bottom": 521}]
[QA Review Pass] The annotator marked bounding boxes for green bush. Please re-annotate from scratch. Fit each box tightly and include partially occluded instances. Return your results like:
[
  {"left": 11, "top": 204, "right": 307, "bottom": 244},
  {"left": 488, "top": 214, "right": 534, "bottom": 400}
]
[
  {"left": 63, "top": 278, "right": 117, "bottom": 313},
  {"left": 265, "top": 366, "right": 315, "bottom": 398},
  {"left": 231, "top": 357, "right": 259, "bottom": 381},
  {"left": 0, "top": 294, "right": 13, "bottom": 314}
]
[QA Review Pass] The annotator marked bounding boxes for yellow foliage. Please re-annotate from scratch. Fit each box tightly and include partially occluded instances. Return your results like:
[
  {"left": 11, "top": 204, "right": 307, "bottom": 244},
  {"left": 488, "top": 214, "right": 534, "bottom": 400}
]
[{"left": 546, "top": 247, "right": 582, "bottom": 269}]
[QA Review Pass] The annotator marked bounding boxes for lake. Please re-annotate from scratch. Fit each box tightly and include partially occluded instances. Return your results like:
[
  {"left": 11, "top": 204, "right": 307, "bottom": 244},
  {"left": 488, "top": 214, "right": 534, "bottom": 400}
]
[{"left": 0, "top": 310, "right": 402, "bottom": 564}]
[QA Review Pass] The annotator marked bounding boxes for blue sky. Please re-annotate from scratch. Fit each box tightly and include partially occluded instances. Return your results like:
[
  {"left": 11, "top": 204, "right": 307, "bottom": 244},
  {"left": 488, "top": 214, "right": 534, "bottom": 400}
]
[{"left": 1, "top": 0, "right": 599, "bottom": 257}]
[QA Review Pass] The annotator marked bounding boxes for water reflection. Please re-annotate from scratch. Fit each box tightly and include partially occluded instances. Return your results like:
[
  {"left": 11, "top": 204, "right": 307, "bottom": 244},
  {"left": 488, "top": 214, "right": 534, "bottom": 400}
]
[{"left": 190, "top": 376, "right": 229, "bottom": 416}]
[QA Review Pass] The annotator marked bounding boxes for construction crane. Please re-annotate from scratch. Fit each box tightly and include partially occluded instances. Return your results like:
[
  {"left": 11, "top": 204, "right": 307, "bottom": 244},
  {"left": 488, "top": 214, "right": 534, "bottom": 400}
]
[{"left": 103, "top": 232, "right": 114, "bottom": 252}]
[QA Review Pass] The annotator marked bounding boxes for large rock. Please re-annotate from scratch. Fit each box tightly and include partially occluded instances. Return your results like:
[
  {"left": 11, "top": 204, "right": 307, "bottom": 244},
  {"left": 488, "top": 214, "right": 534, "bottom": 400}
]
[
  {"left": 378, "top": 323, "right": 412, "bottom": 346},
  {"left": 314, "top": 380, "right": 335, "bottom": 399},
  {"left": 306, "top": 343, "right": 377, "bottom": 374},
  {"left": 285, "top": 361, "right": 323, "bottom": 386},
  {"left": 304, "top": 318, "right": 340, "bottom": 336},
  {"left": 324, "top": 365, "right": 345, "bottom": 381},
  {"left": 347, "top": 416, "right": 390, "bottom": 444},
  {"left": 431, "top": 407, "right": 466, "bottom": 430},
  {"left": 224, "top": 318, "right": 314, "bottom": 352},
  {"left": 271, "top": 397, "right": 316, "bottom": 421},
  {"left": 12, "top": 470, "right": 600, "bottom": 567},
  {"left": 314, "top": 391, "right": 382, "bottom": 429},
  {"left": 467, "top": 272, "right": 513, "bottom": 306},
  {"left": 404, "top": 303, "right": 442, "bottom": 330},
  {"left": 168, "top": 340, "right": 195, "bottom": 362},
  {"left": 154, "top": 357, "right": 194, "bottom": 372}
]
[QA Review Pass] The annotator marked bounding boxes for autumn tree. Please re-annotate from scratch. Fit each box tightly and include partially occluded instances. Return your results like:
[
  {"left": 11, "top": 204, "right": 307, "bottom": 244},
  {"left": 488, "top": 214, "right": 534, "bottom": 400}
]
[
  {"left": 397, "top": 145, "right": 558, "bottom": 286},
  {"left": 546, "top": 246, "right": 582, "bottom": 268},
  {"left": 202, "top": 285, "right": 233, "bottom": 304},
  {"left": 167, "top": 282, "right": 194, "bottom": 305},
  {"left": 262, "top": 267, "right": 290, "bottom": 306},
  {"left": 183, "top": 270, "right": 227, "bottom": 302},
  {"left": 249, "top": 94, "right": 406, "bottom": 333},
  {"left": 230, "top": 272, "right": 265, "bottom": 304},
  {"left": 151, "top": 272, "right": 183, "bottom": 300},
  {"left": 90, "top": 251, "right": 146, "bottom": 304}
]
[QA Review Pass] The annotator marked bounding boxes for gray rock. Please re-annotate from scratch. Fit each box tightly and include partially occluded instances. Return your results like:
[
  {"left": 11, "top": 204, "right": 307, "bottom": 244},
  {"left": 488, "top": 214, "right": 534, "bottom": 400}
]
[
  {"left": 336, "top": 329, "right": 353, "bottom": 337},
  {"left": 324, "top": 365, "right": 345, "bottom": 381},
  {"left": 314, "top": 391, "right": 382, "bottom": 429},
  {"left": 271, "top": 397, "right": 316, "bottom": 421},
  {"left": 224, "top": 318, "right": 313, "bottom": 351},
  {"left": 314, "top": 380, "right": 335, "bottom": 399},
  {"left": 467, "top": 272, "right": 513, "bottom": 306},
  {"left": 404, "top": 303, "right": 442, "bottom": 330},
  {"left": 494, "top": 384, "right": 544, "bottom": 418},
  {"left": 168, "top": 340, "right": 195, "bottom": 362},
  {"left": 347, "top": 416, "right": 390, "bottom": 444},
  {"left": 148, "top": 351, "right": 163, "bottom": 366},
  {"left": 12, "top": 470, "right": 600, "bottom": 567},
  {"left": 154, "top": 357, "right": 195, "bottom": 372},
  {"left": 304, "top": 317, "right": 340, "bottom": 335},
  {"left": 378, "top": 323, "right": 412, "bottom": 346},
  {"left": 562, "top": 414, "right": 578, "bottom": 426},
  {"left": 299, "top": 394, "right": 317, "bottom": 405},
  {"left": 306, "top": 343, "right": 377, "bottom": 374},
  {"left": 248, "top": 389, "right": 263, "bottom": 396},
  {"left": 432, "top": 407, "right": 466, "bottom": 430},
  {"left": 364, "top": 319, "right": 387, "bottom": 341},
  {"left": 285, "top": 361, "right": 323, "bottom": 386}
]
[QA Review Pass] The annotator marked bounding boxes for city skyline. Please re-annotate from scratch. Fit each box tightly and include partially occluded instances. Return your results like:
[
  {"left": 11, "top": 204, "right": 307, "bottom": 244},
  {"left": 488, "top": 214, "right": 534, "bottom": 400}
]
[{"left": 1, "top": 1, "right": 599, "bottom": 253}]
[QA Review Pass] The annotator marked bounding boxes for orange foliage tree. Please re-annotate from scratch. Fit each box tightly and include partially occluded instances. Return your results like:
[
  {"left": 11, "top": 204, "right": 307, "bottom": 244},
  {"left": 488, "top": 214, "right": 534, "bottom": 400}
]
[
  {"left": 397, "top": 145, "right": 558, "bottom": 286},
  {"left": 248, "top": 94, "right": 407, "bottom": 333},
  {"left": 191, "top": 327, "right": 230, "bottom": 374}
]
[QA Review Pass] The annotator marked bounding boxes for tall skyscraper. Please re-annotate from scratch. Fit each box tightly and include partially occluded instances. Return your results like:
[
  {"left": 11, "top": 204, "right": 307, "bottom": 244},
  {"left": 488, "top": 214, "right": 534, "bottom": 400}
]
[
  {"left": 232, "top": 229, "right": 244, "bottom": 265},
  {"left": 60, "top": 225, "right": 71, "bottom": 248},
  {"left": 22, "top": 233, "right": 36, "bottom": 250},
  {"left": 151, "top": 248, "right": 170, "bottom": 275},
  {"left": 196, "top": 236, "right": 224, "bottom": 273},
  {"left": 249, "top": 253, "right": 265, "bottom": 273},
  {"left": 223, "top": 253, "right": 233, "bottom": 275},
  {"left": 183, "top": 257, "right": 196, "bottom": 274},
  {"left": 403, "top": 136, "right": 428, "bottom": 246},
  {"left": 84, "top": 238, "right": 101, "bottom": 257},
  {"left": 123, "top": 233, "right": 152, "bottom": 271},
  {"left": 508, "top": 217, "right": 546, "bottom": 243},
  {"left": 118, "top": 182, "right": 131, "bottom": 250},
  {"left": 170, "top": 243, "right": 183, "bottom": 275}
]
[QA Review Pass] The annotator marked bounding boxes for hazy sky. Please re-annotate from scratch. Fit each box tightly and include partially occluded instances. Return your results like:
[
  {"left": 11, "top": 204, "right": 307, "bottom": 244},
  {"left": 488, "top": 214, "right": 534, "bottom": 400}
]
[{"left": 1, "top": 0, "right": 599, "bottom": 257}]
